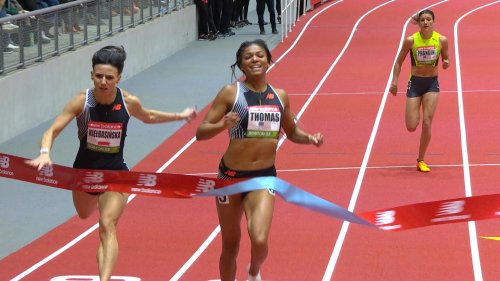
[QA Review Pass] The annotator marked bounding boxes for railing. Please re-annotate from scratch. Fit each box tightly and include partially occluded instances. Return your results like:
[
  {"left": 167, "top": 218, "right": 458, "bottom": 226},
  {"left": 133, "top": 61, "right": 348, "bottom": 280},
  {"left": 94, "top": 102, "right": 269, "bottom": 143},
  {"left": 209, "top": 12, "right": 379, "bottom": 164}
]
[
  {"left": 0, "top": 0, "right": 192, "bottom": 75},
  {"left": 280, "top": 0, "right": 309, "bottom": 42}
]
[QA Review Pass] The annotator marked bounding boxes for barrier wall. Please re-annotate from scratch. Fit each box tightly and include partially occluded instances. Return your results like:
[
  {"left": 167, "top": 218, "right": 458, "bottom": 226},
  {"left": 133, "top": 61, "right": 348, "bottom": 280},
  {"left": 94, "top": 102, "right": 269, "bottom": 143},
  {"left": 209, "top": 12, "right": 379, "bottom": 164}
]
[{"left": 0, "top": 5, "right": 197, "bottom": 144}]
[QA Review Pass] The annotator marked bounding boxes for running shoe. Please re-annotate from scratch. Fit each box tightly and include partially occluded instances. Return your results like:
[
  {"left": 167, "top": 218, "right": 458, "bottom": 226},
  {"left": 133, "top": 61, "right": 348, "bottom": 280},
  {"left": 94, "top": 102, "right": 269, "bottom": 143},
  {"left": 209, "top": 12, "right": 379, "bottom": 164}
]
[
  {"left": 417, "top": 160, "right": 431, "bottom": 172},
  {"left": 247, "top": 264, "right": 262, "bottom": 281}
]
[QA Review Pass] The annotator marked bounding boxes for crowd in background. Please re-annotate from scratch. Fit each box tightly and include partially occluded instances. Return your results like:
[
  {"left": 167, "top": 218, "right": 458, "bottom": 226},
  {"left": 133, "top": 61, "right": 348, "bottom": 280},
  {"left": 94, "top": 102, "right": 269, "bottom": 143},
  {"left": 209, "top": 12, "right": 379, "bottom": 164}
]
[
  {"left": 2, "top": 0, "right": 307, "bottom": 54},
  {"left": 1, "top": 0, "right": 142, "bottom": 54},
  {"left": 194, "top": 0, "right": 283, "bottom": 41}
]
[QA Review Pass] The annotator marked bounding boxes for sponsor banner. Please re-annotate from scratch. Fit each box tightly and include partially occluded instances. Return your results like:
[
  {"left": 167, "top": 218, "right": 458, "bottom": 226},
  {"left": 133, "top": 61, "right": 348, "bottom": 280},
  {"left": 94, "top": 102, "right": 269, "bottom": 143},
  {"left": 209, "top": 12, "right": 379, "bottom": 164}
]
[
  {"left": 358, "top": 194, "right": 500, "bottom": 231},
  {"left": 1, "top": 152, "right": 500, "bottom": 231},
  {"left": 0, "top": 153, "right": 233, "bottom": 198},
  {"left": 197, "top": 177, "right": 373, "bottom": 227},
  {"left": 199, "top": 178, "right": 500, "bottom": 230}
]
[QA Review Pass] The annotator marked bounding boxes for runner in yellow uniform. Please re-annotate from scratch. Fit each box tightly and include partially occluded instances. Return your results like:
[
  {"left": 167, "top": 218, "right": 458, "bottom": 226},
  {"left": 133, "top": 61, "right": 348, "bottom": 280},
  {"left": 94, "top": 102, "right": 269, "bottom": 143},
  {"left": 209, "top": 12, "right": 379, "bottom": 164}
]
[{"left": 390, "top": 9, "right": 450, "bottom": 172}]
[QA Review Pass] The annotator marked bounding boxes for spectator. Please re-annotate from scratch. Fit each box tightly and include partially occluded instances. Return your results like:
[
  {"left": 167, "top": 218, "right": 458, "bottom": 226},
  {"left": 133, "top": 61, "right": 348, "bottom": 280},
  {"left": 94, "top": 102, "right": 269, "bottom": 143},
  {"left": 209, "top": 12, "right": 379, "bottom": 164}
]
[
  {"left": 1, "top": 0, "right": 19, "bottom": 54},
  {"left": 256, "top": 0, "right": 277, "bottom": 34},
  {"left": 213, "top": 0, "right": 234, "bottom": 38},
  {"left": 275, "top": 0, "right": 280, "bottom": 24},
  {"left": 195, "top": 0, "right": 218, "bottom": 40},
  {"left": 59, "top": 0, "right": 82, "bottom": 33},
  {"left": 239, "top": 0, "right": 250, "bottom": 25},
  {"left": 18, "top": 0, "right": 56, "bottom": 42}
]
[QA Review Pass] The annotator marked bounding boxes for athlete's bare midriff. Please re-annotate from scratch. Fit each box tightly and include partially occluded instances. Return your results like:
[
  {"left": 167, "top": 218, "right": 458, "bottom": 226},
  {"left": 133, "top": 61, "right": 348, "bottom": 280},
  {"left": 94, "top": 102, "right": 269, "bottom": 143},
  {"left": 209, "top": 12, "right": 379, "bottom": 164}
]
[
  {"left": 223, "top": 138, "right": 278, "bottom": 171},
  {"left": 411, "top": 65, "right": 438, "bottom": 77}
]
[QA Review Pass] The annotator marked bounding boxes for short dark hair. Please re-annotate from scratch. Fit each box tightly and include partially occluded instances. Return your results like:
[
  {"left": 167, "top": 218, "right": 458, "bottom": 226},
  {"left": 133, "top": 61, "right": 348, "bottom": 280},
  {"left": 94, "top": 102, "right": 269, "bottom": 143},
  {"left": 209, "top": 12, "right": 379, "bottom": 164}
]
[
  {"left": 418, "top": 9, "right": 435, "bottom": 20},
  {"left": 231, "top": 39, "right": 273, "bottom": 80},
  {"left": 92, "top": 45, "right": 127, "bottom": 74}
]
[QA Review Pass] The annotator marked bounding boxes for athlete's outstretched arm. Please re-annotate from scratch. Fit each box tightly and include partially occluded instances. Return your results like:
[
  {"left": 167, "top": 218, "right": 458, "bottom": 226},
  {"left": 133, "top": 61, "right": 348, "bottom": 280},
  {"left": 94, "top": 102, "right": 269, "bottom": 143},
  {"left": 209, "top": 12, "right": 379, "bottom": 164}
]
[
  {"left": 125, "top": 92, "right": 196, "bottom": 124},
  {"left": 26, "top": 93, "right": 85, "bottom": 170}
]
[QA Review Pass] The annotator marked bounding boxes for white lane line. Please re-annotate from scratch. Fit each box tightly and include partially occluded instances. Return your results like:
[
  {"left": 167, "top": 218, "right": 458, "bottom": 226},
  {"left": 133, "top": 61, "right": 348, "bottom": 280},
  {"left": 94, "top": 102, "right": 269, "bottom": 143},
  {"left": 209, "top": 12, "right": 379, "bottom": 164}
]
[
  {"left": 170, "top": 0, "right": 368, "bottom": 279},
  {"left": 186, "top": 162, "right": 500, "bottom": 176},
  {"left": 321, "top": 1, "right": 449, "bottom": 280},
  {"left": 454, "top": 1, "right": 500, "bottom": 280},
  {"left": 287, "top": 88, "right": 500, "bottom": 96},
  {"left": 11, "top": 1, "right": 347, "bottom": 278},
  {"left": 10, "top": 140, "right": 197, "bottom": 281}
]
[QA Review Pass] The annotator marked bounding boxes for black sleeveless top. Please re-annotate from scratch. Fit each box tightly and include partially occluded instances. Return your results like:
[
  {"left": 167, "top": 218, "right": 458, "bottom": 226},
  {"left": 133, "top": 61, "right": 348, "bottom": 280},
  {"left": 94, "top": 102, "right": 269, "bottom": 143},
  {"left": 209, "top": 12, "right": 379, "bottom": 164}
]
[
  {"left": 73, "top": 88, "right": 130, "bottom": 170},
  {"left": 229, "top": 82, "right": 285, "bottom": 139}
]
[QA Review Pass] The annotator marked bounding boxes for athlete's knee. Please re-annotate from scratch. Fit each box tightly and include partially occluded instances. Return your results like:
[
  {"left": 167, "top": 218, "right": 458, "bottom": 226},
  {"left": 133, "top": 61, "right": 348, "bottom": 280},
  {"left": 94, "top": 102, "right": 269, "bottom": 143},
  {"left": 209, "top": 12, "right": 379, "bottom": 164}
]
[
  {"left": 422, "top": 117, "right": 433, "bottom": 129},
  {"left": 406, "top": 122, "right": 419, "bottom": 132},
  {"left": 76, "top": 209, "right": 94, "bottom": 219},
  {"left": 221, "top": 239, "right": 240, "bottom": 259},
  {"left": 99, "top": 214, "right": 118, "bottom": 236},
  {"left": 250, "top": 232, "right": 269, "bottom": 251}
]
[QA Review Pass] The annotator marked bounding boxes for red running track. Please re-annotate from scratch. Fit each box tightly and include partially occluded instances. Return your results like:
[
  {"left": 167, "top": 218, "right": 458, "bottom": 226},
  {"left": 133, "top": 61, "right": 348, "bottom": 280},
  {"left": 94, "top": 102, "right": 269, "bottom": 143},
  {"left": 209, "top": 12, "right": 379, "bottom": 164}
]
[{"left": 1, "top": 0, "right": 500, "bottom": 280}]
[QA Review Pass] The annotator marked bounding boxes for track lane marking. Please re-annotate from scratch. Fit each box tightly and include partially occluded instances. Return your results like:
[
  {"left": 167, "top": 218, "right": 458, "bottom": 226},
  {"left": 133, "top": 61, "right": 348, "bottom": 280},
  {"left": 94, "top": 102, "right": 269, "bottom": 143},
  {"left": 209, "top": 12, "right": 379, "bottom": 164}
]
[
  {"left": 454, "top": 2, "right": 500, "bottom": 280},
  {"left": 321, "top": 1, "right": 449, "bottom": 280}
]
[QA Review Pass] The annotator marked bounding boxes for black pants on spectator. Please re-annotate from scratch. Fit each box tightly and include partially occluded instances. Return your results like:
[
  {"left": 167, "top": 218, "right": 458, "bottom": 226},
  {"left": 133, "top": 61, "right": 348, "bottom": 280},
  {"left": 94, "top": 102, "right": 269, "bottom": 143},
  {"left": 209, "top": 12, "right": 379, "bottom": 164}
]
[
  {"left": 195, "top": 0, "right": 216, "bottom": 35},
  {"left": 213, "top": 0, "right": 232, "bottom": 33},
  {"left": 256, "top": 0, "right": 276, "bottom": 31},
  {"left": 276, "top": 0, "right": 281, "bottom": 17},
  {"left": 231, "top": 0, "right": 241, "bottom": 23},
  {"left": 240, "top": 0, "right": 249, "bottom": 20},
  {"left": 220, "top": 0, "right": 232, "bottom": 33}
]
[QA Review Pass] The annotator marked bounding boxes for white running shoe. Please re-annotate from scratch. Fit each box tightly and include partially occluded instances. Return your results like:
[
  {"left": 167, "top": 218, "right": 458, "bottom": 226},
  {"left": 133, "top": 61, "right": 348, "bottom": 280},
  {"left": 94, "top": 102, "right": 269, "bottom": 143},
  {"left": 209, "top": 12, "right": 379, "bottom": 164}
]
[{"left": 247, "top": 264, "right": 262, "bottom": 281}]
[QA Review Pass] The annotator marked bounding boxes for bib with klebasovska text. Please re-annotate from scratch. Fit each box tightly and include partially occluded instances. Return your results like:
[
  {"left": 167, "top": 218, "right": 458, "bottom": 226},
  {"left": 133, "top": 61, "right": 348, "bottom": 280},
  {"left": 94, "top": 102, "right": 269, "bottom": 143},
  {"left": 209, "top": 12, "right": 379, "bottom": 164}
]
[
  {"left": 247, "top": 105, "right": 281, "bottom": 138},
  {"left": 87, "top": 121, "right": 122, "bottom": 153}
]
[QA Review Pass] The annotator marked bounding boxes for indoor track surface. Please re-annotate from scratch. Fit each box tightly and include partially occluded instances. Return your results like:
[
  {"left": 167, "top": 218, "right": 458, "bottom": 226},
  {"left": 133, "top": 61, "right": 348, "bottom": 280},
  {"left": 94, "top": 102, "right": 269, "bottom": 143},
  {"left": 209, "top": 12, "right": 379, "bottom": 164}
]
[{"left": 1, "top": 0, "right": 500, "bottom": 280}]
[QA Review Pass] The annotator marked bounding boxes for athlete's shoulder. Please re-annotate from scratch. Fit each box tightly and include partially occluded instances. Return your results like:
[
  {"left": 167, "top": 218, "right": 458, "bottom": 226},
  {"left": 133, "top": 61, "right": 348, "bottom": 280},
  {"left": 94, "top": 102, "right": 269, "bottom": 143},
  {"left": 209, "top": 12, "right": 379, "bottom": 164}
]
[
  {"left": 402, "top": 36, "right": 414, "bottom": 49},
  {"left": 437, "top": 32, "right": 448, "bottom": 42},
  {"left": 72, "top": 90, "right": 87, "bottom": 105},
  {"left": 121, "top": 90, "right": 141, "bottom": 108},
  {"left": 216, "top": 83, "right": 238, "bottom": 100},
  {"left": 220, "top": 82, "right": 238, "bottom": 93}
]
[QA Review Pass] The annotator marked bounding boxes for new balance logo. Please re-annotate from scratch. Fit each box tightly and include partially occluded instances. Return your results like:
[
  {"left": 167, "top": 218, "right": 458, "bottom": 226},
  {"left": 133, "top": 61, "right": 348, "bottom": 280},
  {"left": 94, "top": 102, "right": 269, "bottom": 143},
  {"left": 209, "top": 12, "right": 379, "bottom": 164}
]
[
  {"left": 0, "top": 156, "right": 9, "bottom": 168},
  {"left": 84, "top": 172, "right": 104, "bottom": 184},
  {"left": 375, "top": 210, "right": 396, "bottom": 225},
  {"left": 265, "top": 93, "right": 274, "bottom": 99},
  {"left": 436, "top": 201, "right": 465, "bottom": 216},
  {"left": 112, "top": 104, "right": 122, "bottom": 111},
  {"left": 137, "top": 174, "right": 157, "bottom": 187},
  {"left": 39, "top": 165, "right": 54, "bottom": 177},
  {"left": 196, "top": 178, "right": 216, "bottom": 193}
]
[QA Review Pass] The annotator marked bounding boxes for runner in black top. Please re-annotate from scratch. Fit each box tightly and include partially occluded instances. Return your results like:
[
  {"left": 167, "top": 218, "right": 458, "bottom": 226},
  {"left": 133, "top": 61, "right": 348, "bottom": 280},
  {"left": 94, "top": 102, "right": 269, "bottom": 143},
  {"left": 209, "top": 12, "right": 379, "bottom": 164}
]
[
  {"left": 196, "top": 39, "right": 323, "bottom": 281},
  {"left": 26, "top": 45, "right": 196, "bottom": 281}
]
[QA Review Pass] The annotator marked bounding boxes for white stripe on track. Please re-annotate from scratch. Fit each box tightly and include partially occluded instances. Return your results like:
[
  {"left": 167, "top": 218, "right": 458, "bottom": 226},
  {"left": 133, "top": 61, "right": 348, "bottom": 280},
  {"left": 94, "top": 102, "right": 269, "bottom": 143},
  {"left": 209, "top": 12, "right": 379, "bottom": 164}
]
[
  {"left": 454, "top": 2, "right": 500, "bottom": 280},
  {"left": 10, "top": 138, "right": 197, "bottom": 280},
  {"left": 170, "top": 0, "right": 366, "bottom": 279},
  {"left": 321, "top": 1, "right": 449, "bottom": 280}
]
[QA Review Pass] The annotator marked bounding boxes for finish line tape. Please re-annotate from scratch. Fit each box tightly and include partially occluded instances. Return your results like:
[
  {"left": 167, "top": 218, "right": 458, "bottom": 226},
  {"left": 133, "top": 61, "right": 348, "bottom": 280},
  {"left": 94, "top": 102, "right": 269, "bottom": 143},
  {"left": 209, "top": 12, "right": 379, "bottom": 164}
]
[{"left": 1, "top": 153, "right": 499, "bottom": 231}]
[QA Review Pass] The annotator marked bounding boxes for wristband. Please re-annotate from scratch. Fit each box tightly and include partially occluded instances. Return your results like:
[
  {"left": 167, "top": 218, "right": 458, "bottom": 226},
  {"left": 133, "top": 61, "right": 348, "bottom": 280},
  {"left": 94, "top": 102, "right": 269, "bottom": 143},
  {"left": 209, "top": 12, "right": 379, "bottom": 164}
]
[{"left": 40, "top": 148, "right": 50, "bottom": 154}]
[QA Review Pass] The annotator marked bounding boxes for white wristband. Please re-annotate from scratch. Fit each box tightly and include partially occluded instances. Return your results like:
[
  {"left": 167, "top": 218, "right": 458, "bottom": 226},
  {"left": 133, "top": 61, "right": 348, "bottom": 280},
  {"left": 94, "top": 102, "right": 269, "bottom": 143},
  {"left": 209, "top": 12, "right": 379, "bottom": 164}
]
[{"left": 40, "top": 148, "right": 50, "bottom": 154}]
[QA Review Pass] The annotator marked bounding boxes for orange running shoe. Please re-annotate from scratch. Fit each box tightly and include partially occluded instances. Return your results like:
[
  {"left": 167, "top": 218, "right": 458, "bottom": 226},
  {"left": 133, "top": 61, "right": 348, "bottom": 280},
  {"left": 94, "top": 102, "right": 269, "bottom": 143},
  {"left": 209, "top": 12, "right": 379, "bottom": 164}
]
[{"left": 417, "top": 160, "right": 431, "bottom": 172}]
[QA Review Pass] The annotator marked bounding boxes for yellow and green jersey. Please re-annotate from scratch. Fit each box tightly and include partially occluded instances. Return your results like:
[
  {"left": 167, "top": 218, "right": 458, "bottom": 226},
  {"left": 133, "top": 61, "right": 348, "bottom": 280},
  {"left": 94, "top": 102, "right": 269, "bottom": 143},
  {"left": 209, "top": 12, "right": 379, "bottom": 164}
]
[{"left": 410, "top": 31, "right": 441, "bottom": 67}]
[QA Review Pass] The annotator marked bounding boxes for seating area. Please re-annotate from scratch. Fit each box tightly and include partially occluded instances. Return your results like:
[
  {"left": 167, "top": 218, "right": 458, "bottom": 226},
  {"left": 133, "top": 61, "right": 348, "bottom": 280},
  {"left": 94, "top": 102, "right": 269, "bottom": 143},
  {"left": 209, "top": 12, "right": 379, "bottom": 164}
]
[{"left": 0, "top": 0, "right": 190, "bottom": 75}]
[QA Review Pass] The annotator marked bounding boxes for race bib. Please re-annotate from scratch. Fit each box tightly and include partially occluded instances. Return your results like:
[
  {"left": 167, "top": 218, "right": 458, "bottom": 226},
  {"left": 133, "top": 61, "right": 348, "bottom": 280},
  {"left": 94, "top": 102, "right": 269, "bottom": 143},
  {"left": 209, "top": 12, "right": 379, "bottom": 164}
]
[
  {"left": 87, "top": 121, "right": 122, "bottom": 153},
  {"left": 247, "top": 105, "right": 281, "bottom": 138},
  {"left": 416, "top": 46, "right": 437, "bottom": 64}
]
